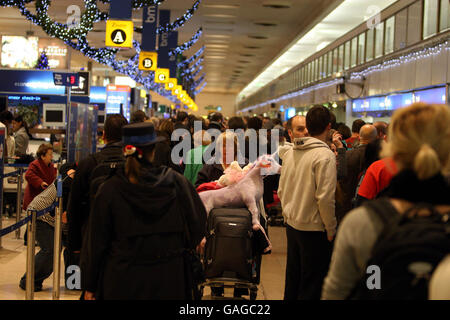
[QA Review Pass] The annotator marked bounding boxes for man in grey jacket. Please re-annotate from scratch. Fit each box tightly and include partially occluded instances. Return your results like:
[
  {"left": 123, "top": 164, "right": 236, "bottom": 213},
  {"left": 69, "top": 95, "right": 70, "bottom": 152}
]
[{"left": 279, "top": 106, "right": 337, "bottom": 300}]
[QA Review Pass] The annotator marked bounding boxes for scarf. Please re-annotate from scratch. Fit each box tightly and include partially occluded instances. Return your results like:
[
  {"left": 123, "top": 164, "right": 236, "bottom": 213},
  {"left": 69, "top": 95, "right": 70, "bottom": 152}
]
[{"left": 382, "top": 170, "right": 450, "bottom": 205}]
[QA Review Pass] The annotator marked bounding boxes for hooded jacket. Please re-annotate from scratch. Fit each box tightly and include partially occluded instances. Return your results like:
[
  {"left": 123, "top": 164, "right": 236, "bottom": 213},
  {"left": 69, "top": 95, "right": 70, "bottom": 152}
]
[
  {"left": 82, "top": 165, "right": 207, "bottom": 300},
  {"left": 278, "top": 137, "right": 337, "bottom": 238}
]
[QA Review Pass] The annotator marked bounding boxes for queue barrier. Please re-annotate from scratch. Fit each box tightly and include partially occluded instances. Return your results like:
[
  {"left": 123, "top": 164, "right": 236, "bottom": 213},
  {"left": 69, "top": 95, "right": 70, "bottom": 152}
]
[
  {"left": 0, "top": 163, "right": 65, "bottom": 300},
  {"left": 1, "top": 165, "right": 28, "bottom": 241}
]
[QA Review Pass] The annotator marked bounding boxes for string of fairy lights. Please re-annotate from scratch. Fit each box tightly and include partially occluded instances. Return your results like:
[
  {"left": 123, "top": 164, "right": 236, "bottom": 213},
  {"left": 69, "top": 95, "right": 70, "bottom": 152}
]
[{"left": 1, "top": 0, "right": 204, "bottom": 104}]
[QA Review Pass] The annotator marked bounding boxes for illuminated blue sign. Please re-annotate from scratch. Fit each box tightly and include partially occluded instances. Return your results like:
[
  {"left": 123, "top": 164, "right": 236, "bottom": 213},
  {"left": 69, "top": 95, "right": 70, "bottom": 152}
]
[
  {"left": 90, "top": 86, "right": 107, "bottom": 103},
  {"left": 0, "top": 69, "right": 65, "bottom": 95},
  {"left": 413, "top": 87, "right": 446, "bottom": 104}
]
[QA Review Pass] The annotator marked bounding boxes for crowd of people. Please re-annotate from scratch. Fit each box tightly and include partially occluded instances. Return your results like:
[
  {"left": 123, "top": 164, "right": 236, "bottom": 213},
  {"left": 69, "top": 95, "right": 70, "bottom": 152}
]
[{"left": 12, "top": 102, "right": 450, "bottom": 300}]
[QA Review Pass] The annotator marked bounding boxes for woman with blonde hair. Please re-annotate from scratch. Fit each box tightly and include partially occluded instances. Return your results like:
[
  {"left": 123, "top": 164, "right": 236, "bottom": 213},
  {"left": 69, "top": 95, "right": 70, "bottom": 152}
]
[
  {"left": 322, "top": 103, "right": 450, "bottom": 300},
  {"left": 195, "top": 131, "right": 246, "bottom": 188}
]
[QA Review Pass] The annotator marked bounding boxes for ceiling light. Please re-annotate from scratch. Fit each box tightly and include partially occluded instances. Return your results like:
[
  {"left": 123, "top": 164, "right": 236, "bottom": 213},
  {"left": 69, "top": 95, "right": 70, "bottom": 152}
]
[
  {"left": 203, "top": 4, "right": 240, "bottom": 9},
  {"left": 205, "top": 34, "right": 232, "bottom": 39},
  {"left": 262, "top": 2, "right": 291, "bottom": 9},
  {"left": 203, "top": 14, "right": 237, "bottom": 19},
  {"left": 206, "top": 44, "right": 229, "bottom": 48},
  {"left": 238, "top": 0, "right": 397, "bottom": 100}
]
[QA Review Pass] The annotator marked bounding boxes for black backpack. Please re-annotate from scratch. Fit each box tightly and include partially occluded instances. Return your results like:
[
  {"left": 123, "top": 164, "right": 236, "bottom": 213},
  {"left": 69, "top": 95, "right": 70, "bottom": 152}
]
[
  {"left": 349, "top": 198, "right": 450, "bottom": 300},
  {"left": 88, "top": 152, "right": 125, "bottom": 201}
]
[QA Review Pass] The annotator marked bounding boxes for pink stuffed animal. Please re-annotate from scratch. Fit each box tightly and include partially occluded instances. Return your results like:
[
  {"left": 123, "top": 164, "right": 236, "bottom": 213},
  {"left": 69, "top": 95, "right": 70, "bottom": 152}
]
[{"left": 199, "top": 154, "right": 281, "bottom": 253}]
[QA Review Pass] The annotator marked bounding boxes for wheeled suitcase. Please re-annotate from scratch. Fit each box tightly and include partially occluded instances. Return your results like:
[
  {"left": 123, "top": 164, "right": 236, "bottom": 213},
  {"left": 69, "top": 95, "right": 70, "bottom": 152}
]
[{"left": 204, "top": 208, "right": 254, "bottom": 281}]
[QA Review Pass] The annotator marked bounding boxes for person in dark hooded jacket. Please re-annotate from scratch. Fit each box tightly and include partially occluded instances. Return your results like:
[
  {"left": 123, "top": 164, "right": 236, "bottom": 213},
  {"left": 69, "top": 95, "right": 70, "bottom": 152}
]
[{"left": 83, "top": 122, "right": 207, "bottom": 300}]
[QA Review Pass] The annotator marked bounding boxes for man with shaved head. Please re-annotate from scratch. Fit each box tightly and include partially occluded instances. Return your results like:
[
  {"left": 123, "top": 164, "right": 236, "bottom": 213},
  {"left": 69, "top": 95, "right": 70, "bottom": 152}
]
[
  {"left": 287, "top": 115, "right": 309, "bottom": 142},
  {"left": 337, "top": 124, "right": 378, "bottom": 221}
]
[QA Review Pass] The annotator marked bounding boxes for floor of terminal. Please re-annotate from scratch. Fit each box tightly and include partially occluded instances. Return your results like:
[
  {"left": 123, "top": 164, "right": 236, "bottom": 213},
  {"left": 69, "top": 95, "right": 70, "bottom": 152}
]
[{"left": 0, "top": 217, "right": 286, "bottom": 300}]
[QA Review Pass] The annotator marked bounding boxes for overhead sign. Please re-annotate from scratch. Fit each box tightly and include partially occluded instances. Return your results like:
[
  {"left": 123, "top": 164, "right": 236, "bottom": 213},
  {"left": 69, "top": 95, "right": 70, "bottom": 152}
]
[
  {"left": 172, "top": 85, "right": 182, "bottom": 96},
  {"left": 165, "top": 78, "right": 177, "bottom": 91},
  {"left": 53, "top": 72, "right": 79, "bottom": 87},
  {"left": 155, "top": 68, "right": 170, "bottom": 83},
  {"left": 70, "top": 72, "right": 90, "bottom": 96},
  {"left": 139, "top": 51, "right": 158, "bottom": 71},
  {"left": 0, "top": 69, "right": 65, "bottom": 95},
  {"left": 142, "top": 5, "right": 159, "bottom": 51},
  {"left": 105, "top": 20, "right": 134, "bottom": 48},
  {"left": 157, "top": 10, "right": 170, "bottom": 68}
]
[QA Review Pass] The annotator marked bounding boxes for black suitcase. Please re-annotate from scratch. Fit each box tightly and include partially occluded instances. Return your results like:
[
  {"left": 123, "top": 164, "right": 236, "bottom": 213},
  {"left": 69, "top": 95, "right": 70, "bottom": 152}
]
[{"left": 204, "top": 208, "right": 254, "bottom": 281}]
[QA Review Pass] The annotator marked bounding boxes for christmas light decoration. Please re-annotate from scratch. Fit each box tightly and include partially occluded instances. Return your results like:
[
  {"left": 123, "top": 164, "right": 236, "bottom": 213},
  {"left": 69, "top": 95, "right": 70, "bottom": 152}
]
[
  {"left": 240, "top": 40, "right": 449, "bottom": 112},
  {"left": 35, "top": 51, "right": 50, "bottom": 70},
  {"left": 177, "top": 45, "right": 204, "bottom": 69},
  {"left": 1, "top": 0, "right": 200, "bottom": 103},
  {"left": 351, "top": 40, "right": 449, "bottom": 80},
  {"left": 169, "top": 27, "right": 203, "bottom": 57},
  {"left": 194, "top": 81, "right": 207, "bottom": 96},
  {"left": 98, "top": 0, "right": 166, "bottom": 9},
  {"left": 156, "top": 0, "right": 201, "bottom": 34}
]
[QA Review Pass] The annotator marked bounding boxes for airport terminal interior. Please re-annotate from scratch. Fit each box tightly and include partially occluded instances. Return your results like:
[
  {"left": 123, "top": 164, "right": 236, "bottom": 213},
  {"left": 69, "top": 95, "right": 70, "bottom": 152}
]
[{"left": 0, "top": 0, "right": 449, "bottom": 302}]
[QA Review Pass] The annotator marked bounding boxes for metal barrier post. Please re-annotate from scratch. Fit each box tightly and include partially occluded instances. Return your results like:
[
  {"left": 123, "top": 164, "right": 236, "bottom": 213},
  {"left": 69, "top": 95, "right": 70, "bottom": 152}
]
[
  {"left": 52, "top": 175, "right": 63, "bottom": 300},
  {"left": 15, "top": 168, "right": 23, "bottom": 239},
  {"left": 0, "top": 124, "right": 5, "bottom": 249},
  {"left": 25, "top": 210, "right": 36, "bottom": 300}
]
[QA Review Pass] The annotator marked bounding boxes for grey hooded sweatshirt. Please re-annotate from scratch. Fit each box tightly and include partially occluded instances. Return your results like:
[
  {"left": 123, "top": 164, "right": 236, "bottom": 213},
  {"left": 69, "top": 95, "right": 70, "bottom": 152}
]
[{"left": 278, "top": 137, "right": 337, "bottom": 238}]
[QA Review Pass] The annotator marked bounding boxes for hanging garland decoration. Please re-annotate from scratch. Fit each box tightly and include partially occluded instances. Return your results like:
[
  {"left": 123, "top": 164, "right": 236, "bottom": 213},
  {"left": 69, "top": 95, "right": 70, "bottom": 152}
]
[
  {"left": 180, "top": 57, "right": 203, "bottom": 77},
  {"left": 177, "top": 45, "right": 204, "bottom": 68},
  {"left": 98, "top": 0, "right": 166, "bottom": 9},
  {"left": 192, "top": 74, "right": 205, "bottom": 90},
  {"left": 168, "top": 27, "right": 203, "bottom": 57},
  {"left": 1, "top": 0, "right": 181, "bottom": 101},
  {"left": 156, "top": 0, "right": 201, "bottom": 34},
  {"left": 192, "top": 65, "right": 203, "bottom": 78},
  {"left": 194, "top": 81, "right": 207, "bottom": 96}
]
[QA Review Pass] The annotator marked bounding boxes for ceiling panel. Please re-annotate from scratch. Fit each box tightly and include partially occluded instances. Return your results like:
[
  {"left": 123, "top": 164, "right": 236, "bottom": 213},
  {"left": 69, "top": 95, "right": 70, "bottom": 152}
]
[{"left": 0, "top": 0, "right": 340, "bottom": 94}]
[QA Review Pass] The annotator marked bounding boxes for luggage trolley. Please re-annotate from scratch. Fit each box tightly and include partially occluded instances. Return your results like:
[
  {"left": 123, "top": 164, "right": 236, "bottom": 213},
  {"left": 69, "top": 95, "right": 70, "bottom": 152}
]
[{"left": 199, "top": 200, "right": 269, "bottom": 301}]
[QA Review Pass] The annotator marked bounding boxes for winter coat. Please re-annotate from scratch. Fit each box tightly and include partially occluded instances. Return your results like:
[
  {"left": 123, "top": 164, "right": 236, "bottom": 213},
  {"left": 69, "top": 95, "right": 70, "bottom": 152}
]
[
  {"left": 83, "top": 165, "right": 207, "bottom": 300},
  {"left": 67, "top": 142, "right": 124, "bottom": 252},
  {"left": 23, "top": 158, "right": 56, "bottom": 210}
]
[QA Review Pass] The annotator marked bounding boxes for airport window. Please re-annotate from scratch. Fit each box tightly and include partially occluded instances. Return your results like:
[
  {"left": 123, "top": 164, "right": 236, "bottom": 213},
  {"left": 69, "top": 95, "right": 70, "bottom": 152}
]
[
  {"left": 324, "top": 53, "right": 329, "bottom": 77},
  {"left": 316, "top": 58, "right": 320, "bottom": 80},
  {"left": 423, "top": 0, "right": 439, "bottom": 39},
  {"left": 308, "top": 62, "right": 312, "bottom": 83},
  {"left": 440, "top": 0, "right": 450, "bottom": 31},
  {"left": 312, "top": 59, "right": 317, "bottom": 82},
  {"left": 375, "top": 21, "right": 384, "bottom": 58},
  {"left": 385, "top": 16, "right": 395, "bottom": 54},
  {"left": 407, "top": 1, "right": 423, "bottom": 45},
  {"left": 351, "top": 37, "right": 358, "bottom": 67},
  {"left": 328, "top": 51, "right": 333, "bottom": 76},
  {"left": 318, "top": 56, "right": 323, "bottom": 80},
  {"left": 358, "top": 33, "right": 366, "bottom": 65},
  {"left": 395, "top": 9, "right": 408, "bottom": 51},
  {"left": 344, "top": 40, "right": 351, "bottom": 69},
  {"left": 338, "top": 44, "right": 344, "bottom": 72},
  {"left": 366, "top": 28, "right": 374, "bottom": 62},
  {"left": 331, "top": 49, "right": 337, "bottom": 74}
]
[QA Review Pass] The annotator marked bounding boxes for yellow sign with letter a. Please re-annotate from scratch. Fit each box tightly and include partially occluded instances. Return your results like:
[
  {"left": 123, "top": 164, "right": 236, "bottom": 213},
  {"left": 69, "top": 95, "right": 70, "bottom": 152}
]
[
  {"left": 155, "top": 68, "right": 170, "bottom": 83},
  {"left": 139, "top": 52, "right": 158, "bottom": 71},
  {"left": 106, "top": 20, "right": 134, "bottom": 48}
]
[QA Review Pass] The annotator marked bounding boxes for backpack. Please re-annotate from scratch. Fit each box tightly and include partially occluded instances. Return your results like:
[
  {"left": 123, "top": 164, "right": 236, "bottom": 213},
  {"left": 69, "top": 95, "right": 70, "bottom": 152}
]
[
  {"left": 351, "top": 170, "right": 366, "bottom": 208},
  {"left": 88, "top": 152, "right": 125, "bottom": 201},
  {"left": 349, "top": 198, "right": 450, "bottom": 300}
]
